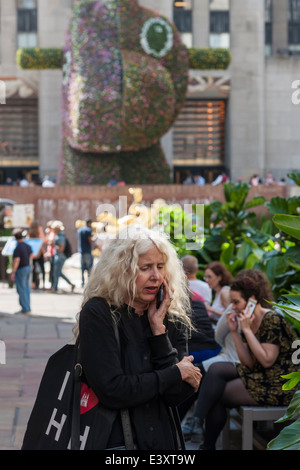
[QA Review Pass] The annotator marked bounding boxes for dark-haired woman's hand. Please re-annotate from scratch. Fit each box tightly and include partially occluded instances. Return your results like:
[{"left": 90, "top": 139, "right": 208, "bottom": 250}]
[{"left": 226, "top": 312, "right": 238, "bottom": 332}]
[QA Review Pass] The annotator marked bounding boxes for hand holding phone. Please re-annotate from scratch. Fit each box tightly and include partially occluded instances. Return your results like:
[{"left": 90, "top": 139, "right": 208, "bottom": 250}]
[
  {"left": 156, "top": 284, "right": 164, "bottom": 309},
  {"left": 246, "top": 297, "right": 257, "bottom": 317}
]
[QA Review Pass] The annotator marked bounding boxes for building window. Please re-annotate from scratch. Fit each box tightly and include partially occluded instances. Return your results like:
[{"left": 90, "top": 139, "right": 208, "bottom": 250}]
[
  {"left": 265, "top": 0, "right": 272, "bottom": 56},
  {"left": 209, "top": 0, "right": 230, "bottom": 49},
  {"left": 173, "top": 0, "right": 193, "bottom": 48},
  {"left": 17, "top": 0, "right": 38, "bottom": 48},
  {"left": 0, "top": 97, "right": 39, "bottom": 161},
  {"left": 173, "top": 99, "right": 226, "bottom": 165},
  {"left": 289, "top": 0, "right": 300, "bottom": 55}
]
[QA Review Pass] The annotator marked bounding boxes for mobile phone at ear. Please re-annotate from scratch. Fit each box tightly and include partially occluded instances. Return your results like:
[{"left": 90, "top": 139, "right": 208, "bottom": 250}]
[
  {"left": 156, "top": 284, "right": 164, "bottom": 309},
  {"left": 246, "top": 298, "right": 257, "bottom": 317}
]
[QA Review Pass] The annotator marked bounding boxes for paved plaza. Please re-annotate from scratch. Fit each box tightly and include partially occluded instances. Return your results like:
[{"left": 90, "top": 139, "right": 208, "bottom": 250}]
[{"left": 0, "top": 263, "right": 83, "bottom": 450}]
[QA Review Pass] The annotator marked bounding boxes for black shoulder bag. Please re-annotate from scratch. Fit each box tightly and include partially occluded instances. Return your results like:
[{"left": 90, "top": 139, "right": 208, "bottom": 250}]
[{"left": 22, "top": 322, "right": 135, "bottom": 450}]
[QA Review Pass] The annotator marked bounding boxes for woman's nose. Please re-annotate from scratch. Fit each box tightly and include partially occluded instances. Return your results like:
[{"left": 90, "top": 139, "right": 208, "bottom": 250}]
[{"left": 150, "top": 267, "right": 160, "bottom": 280}]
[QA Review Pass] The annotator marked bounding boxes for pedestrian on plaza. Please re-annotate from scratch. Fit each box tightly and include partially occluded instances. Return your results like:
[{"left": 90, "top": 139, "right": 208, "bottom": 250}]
[
  {"left": 51, "top": 221, "right": 75, "bottom": 293},
  {"left": 11, "top": 228, "right": 33, "bottom": 314},
  {"left": 264, "top": 172, "right": 277, "bottom": 185},
  {"left": 194, "top": 174, "right": 206, "bottom": 186},
  {"left": 77, "top": 219, "right": 93, "bottom": 287},
  {"left": 72, "top": 224, "right": 201, "bottom": 450},
  {"left": 44, "top": 220, "right": 55, "bottom": 288},
  {"left": 27, "top": 220, "right": 46, "bottom": 289}
]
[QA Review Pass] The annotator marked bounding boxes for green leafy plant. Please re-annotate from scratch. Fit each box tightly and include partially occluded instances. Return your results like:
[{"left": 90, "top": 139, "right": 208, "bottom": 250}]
[
  {"left": 157, "top": 205, "right": 203, "bottom": 257},
  {"left": 197, "top": 181, "right": 267, "bottom": 275},
  {"left": 266, "top": 213, "right": 300, "bottom": 450},
  {"left": 188, "top": 47, "right": 231, "bottom": 70},
  {"left": 255, "top": 173, "right": 300, "bottom": 297}
]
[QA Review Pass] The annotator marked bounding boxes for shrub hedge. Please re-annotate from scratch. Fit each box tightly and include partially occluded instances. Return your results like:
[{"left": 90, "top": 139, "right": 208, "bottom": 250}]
[{"left": 17, "top": 47, "right": 231, "bottom": 71}]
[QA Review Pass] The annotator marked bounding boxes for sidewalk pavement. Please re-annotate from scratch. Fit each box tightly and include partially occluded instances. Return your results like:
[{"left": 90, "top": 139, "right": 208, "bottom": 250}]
[
  {"left": 0, "top": 262, "right": 202, "bottom": 451},
  {"left": 0, "top": 263, "right": 84, "bottom": 450}
]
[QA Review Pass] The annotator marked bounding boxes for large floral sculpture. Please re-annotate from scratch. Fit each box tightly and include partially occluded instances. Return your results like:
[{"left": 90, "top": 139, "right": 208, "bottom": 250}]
[
  {"left": 59, "top": 0, "right": 189, "bottom": 184},
  {"left": 30, "top": 0, "right": 190, "bottom": 184}
]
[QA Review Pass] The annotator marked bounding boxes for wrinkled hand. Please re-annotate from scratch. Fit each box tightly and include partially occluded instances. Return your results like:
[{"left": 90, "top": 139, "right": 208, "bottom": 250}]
[
  {"left": 176, "top": 356, "right": 202, "bottom": 393},
  {"left": 148, "top": 278, "right": 173, "bottom": 335}
]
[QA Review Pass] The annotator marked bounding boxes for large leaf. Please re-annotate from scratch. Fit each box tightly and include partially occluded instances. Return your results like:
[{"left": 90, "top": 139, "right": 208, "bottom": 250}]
[
  {"left": 287, "top": 172, "right": 300, "bottom": 186},
  {"left": 223, "top": 181, "right": 250, "bottom": 206},
  {"left": 276, "top": 391, "right": 300, "bottom": 422},
  {"left": 267, "top": 419, "right": 300, "bottom": 450},
  {"left": 273, "top": 214, "right": 300, "bottom": 241},
  {"left": 268, "top": 300, "right": 300, "bottom": 316},
  {"left": 244, "top": 253, "right": 260, "bottom": 269},
  {"left": 265, "top": 254, "right": 288, "bottom": 284},
  {"left": 220, "top": 243, "right": 234, "bottom": 266},
  {"left": 236, "top": 241, "right": 252, "bottom": 261},
  {"left": 287, "top": 196, "right": 300, "bottom": 215},
  {"left": 282, "top": 294, "right": 300, "bottom": 307},
  {"left": 266, "top": 197, "right": 289, "bottom": 215},
  {"left": 244, "top": 196, "right": 266, "bottom": 209},
  {"left": 281, "top": 373, "right": 300, "bottom": 391}
]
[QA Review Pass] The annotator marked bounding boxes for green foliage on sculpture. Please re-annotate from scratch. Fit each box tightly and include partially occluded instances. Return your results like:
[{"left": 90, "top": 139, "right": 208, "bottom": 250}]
[
  {"left": 57, "top": 0, "right": 188, "bottom": 183},
  {"left": 59, "top": 141, "right": 171, "bottom": 185}
]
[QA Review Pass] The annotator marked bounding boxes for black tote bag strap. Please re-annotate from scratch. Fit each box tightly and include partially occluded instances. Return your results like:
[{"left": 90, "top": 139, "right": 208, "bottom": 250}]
[
  {"left": 113, "top": 321, "right": 135, "bottom": 450},
  {"left": 71, "top": 339, "right": 82, "bottom": 450}
]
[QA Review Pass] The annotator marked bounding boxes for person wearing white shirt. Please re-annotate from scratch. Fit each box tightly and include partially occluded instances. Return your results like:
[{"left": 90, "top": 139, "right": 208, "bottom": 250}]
[{"left": 181, "top": 255, "right": 212, "bottom": 304}]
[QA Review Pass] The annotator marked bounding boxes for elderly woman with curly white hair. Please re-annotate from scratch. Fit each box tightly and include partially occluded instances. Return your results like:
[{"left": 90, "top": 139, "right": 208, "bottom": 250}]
[{"left": 73, "top": 225, "right": 201, "bottom": 450}]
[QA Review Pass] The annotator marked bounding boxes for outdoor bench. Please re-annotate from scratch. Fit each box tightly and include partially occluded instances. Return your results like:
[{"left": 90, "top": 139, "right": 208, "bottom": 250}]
[{"left": 221, "top": 405, "right": 287, "bottom": 450}]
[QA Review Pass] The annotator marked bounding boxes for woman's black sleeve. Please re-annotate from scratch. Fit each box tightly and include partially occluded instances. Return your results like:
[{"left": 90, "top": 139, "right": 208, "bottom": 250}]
[{"left": 79, "top": 299, "right": 184, "bottom": 410}]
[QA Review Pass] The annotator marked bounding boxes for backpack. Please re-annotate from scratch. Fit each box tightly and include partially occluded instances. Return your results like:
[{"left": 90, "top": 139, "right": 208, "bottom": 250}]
[{"left": 64, "top": 237, "right": 73, "bottom": 259}]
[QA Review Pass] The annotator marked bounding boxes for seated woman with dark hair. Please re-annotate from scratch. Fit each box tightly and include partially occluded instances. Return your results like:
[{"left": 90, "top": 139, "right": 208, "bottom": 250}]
[
  {"left": 195, "top": 269, "right": 299, "bottom": 450},
  {"left": 204, "top": 261, "right": 233, "bottom": 324}
]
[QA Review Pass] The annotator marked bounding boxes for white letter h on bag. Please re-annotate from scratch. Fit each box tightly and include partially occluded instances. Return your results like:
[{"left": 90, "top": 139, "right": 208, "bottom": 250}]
[{"left": 46, "top": 408, "right": 67, "bottom": 441}]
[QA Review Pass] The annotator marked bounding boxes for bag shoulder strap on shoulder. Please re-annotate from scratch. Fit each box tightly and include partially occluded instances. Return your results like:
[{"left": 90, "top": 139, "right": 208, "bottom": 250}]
[{"left": 113, "top": 321, "right": 135, "bottom": 450}]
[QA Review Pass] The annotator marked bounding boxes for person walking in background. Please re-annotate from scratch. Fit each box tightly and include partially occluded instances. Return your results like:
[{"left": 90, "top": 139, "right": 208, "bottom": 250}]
[
  {"left": 11, "top": 228, "right": 33, "bottom": 314},
  {"left": 181, "top": 255, "right": 212, "bottom": 304},
  {"left": 27, "top": 220, "right": 46, "bottom": 290},
  {"left": 51, "top": 221, "right": 75, "bottom": 293},
  {"left": 44, "top": 220, "right": 55, "bottom": 288},
  {"left": 77, "top": 219, "right": 93, "bottom": 287}
]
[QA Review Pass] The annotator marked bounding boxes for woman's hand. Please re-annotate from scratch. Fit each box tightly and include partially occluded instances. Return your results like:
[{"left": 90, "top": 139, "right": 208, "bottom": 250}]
[
  {"left": 238, "top": 308, "right": 252, "bottom": 333},
  {"left": 176, "top": 356, "right": 202, "bottom": 392},
  {"left": 148, "top": 278, "right": 173, "bottom": 335},
  {"left": 226, "top": 312, "right": 239, "bottom": 332}
]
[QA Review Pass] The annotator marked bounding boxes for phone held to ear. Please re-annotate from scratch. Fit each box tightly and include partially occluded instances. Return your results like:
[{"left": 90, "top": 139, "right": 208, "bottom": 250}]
[
  {"left": 156, "top": 284, "right": 164, "bottom": 309},
  {"left": 246, "top": 298, "right": 257, "bottom": 317}
]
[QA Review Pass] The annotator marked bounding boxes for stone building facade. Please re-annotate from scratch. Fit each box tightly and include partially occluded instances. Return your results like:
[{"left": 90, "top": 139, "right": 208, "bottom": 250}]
[{"left": 0, "top": 0, "right": 299, "bottom": 184}]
